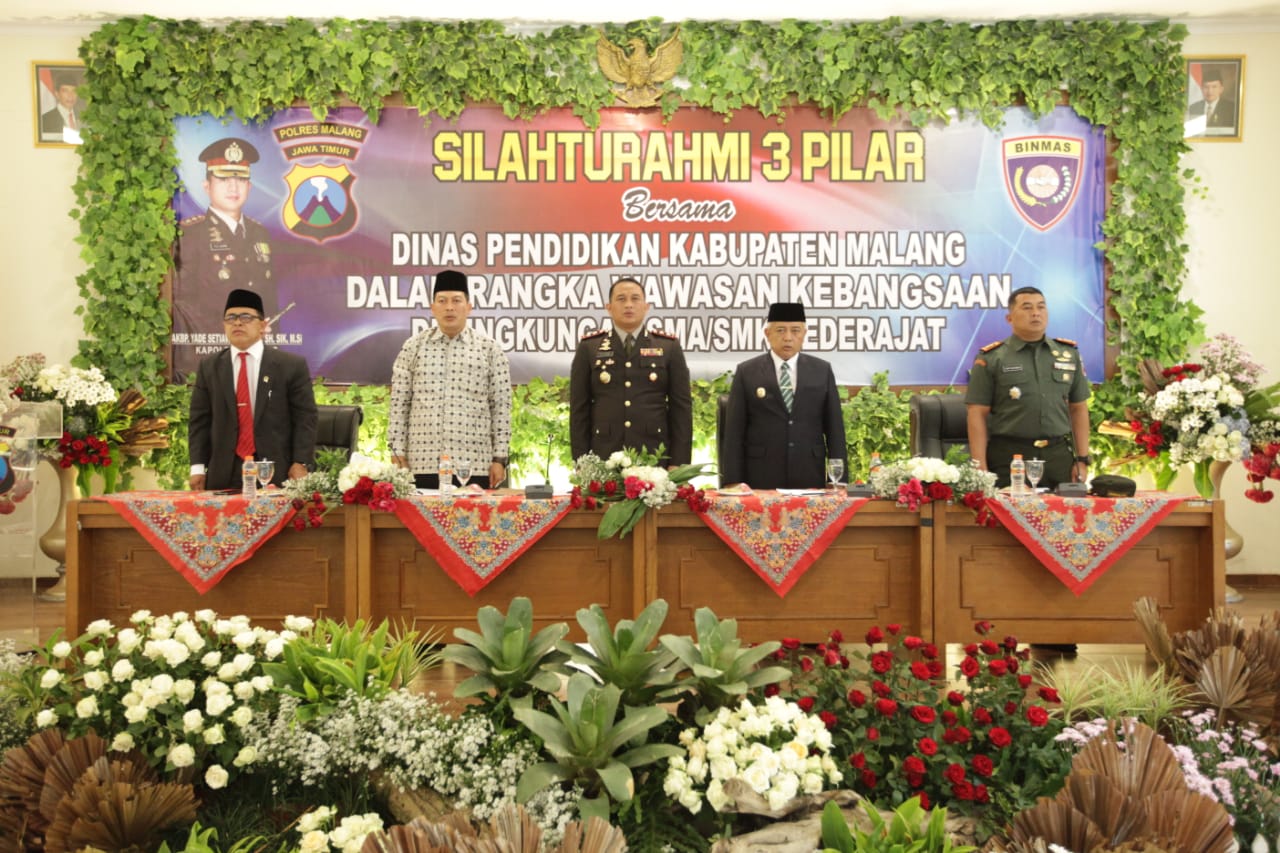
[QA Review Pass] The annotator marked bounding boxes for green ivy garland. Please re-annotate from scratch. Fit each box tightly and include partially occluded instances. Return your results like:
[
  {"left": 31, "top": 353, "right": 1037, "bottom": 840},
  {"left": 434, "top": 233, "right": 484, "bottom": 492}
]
[{"left": 71, "top": 17, "right": 1199, "bottom": 473}]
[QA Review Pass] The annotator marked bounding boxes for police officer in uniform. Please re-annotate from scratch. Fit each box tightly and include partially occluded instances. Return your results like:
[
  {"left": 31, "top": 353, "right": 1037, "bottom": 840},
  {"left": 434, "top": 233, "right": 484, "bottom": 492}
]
[
  {"left": 174, "top": 137, "right": 276, "bottom": 375},
  {"left": 965, "top": 286, "right": 1091, "bottom": 488},
  {"left": 570, "top": 277, "right": 692, "bottom": 466}
]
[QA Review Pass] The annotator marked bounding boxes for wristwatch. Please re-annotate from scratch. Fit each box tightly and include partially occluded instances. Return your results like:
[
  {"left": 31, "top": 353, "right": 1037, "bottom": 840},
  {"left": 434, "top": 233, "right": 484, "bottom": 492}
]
[{"left": 1074, "top": 455, "right": 1091, "bottom": 464}]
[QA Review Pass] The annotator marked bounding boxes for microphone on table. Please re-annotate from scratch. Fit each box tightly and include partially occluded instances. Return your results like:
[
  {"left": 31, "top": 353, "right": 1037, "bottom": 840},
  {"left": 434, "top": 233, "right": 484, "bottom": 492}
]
[{"left": 524, "top": 432, "right": 555, "bottom": 499}]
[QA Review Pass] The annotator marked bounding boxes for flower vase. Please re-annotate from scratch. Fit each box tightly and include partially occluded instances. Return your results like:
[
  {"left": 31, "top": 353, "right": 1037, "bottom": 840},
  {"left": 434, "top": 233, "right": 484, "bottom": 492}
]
[
  {"left": 36, "top": 459, "right": 80, "bottom": 602},
  {"left": 1208, "top": 459, "right": 1244, "bottom": 604}
]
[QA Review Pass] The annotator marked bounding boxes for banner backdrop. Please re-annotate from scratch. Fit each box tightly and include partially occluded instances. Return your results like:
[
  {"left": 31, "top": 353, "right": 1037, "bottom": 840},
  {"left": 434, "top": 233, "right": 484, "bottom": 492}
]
[{"left": 171, "top": 105, "right": 1105, "bottom": 386}]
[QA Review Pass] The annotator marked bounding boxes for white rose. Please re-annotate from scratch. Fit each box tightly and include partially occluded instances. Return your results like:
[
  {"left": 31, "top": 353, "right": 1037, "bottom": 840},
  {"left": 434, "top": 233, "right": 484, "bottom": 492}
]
[
  {"left": 250, "top": 675, "right": 274, "bottom": 692},
  {"left": 206, "top": 693, "right": 235, "bottom": 716},
  {"left": 263, "top": 637, "right": 285, "bottom": 660},
  {"left": 232, "top": 630, "right": 257, "bottom": 651},
  {"left": 86, "top": 618, "right": 114, "bottom": 636},
  {"left": 83, "top": 649, "right": 104, "bottom": 667},
  {"left": 194, "top": 609, "right": 217, "bottom": 623},
  {"left": 203, "top": 724, "right": 226, "bottom": 745},
  {"left": 168, "top": 742, "right": 196, "bottom": 768},
  {"left": 83, "top": 671, "right": 109, "bottom": 691},
  {"left": 232, "top": 652, "right": 256, "bottom": 675},
  {"left": 233, "top": 745, "right": 258, "bottom": 767},
  {"left": 36, "top": 709, "right": 57, "bottom": 728},
  {"left": 40, "top": 669, "right": 62, "bottom": 689},
  {"left": 52, "top": 641, "right": 73, "bottom": 659},
  {"left": 205, "top": 765, "right": 229, "bottom": 789},
  {"left": 299, "top": 831, "right": 329, "bottom": 852},
  {"left": 284, "top": 614, "right": 314, "bottom": 633},
  {"left": 116, "top": 629, "right": 141, "bottom": 654},
  {"left": 705, "top": 778, "right": 729, "bottom": 812},
  {"left": 201, "top": 651, "right": 222, "bottom": 668},
  {"left": 174, "top": 679, "right": 196, "bottom": 703},
  {"left": 741, "top": 763, "right": 772, "bottom": 794},
  {"left": 183, "top": 709, "right": 205, "bottom": 732},
  {"left": 233, "top": 681, "right": 255, "bottom": 701},
  {"left": 162, "top": 640, "right": 192, "bottom": 667},
  {"left": 124, "top": 704, "right": 149, "bottom": 724},
  {"left": 230, "top": 706, "right": 253, "bottom": 727},
  {"left": 110, "top": 732, "right": 135, "bottom": 751}
]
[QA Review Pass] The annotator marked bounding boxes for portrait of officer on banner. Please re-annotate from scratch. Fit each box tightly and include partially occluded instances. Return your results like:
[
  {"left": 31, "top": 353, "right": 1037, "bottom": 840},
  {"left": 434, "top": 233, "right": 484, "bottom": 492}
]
[{"left": 172, "top": 136, "right": 278, "bottom": 378}]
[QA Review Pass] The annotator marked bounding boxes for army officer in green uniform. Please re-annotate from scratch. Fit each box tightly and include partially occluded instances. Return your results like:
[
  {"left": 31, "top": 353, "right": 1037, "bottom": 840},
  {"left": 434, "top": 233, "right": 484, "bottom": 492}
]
[
  {"left": 173, "top": 137, "right": 276, "bottom": 376},
  {"left": 965, "top": 286, "right": 1092, "bottom": 488},
  {"left": 570, "top": 277, "right": 692, "bottom": 467}
]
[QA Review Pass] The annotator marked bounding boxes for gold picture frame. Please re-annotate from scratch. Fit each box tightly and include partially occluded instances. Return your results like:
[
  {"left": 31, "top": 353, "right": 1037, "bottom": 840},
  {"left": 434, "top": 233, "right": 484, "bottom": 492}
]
[
  {"left": 1184, "top": 55, "right": 1245, "bottom": 142},
  {"left": 32, "top": 61, "right": 86, "bottom": 148}
]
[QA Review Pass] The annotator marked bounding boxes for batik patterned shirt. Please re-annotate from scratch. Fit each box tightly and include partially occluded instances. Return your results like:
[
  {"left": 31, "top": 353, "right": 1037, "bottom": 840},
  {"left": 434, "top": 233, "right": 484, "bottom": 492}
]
[{"left": 388, "top": 326, "right": 512, "bottom": 474}]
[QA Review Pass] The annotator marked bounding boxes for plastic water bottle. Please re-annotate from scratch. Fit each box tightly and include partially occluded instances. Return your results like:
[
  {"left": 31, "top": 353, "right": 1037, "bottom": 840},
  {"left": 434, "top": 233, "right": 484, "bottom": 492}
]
[
  {"left": 869, "top": 452, "right": 883, "bottom": 474},
  {"left": 241, "top": 459, "right": 258, "bottom": 499},
  {"left": 1010, "top": 454, "right": 1026, "bottom": 495},
  {"left": 438, "top": 453, "right": 455, "bottom": 497}
]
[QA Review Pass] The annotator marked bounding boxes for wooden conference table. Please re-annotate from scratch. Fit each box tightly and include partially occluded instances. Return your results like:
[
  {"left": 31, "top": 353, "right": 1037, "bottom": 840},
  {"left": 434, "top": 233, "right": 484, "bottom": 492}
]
[{"left": 65, "top": 492, "right": 1223, "bottom": 646}]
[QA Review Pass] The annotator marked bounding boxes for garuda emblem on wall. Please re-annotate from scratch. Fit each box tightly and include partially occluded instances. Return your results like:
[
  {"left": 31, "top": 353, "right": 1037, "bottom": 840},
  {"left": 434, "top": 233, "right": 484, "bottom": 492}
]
[{"left": 596, "top": 29, "right": 683, "bottom": 108}]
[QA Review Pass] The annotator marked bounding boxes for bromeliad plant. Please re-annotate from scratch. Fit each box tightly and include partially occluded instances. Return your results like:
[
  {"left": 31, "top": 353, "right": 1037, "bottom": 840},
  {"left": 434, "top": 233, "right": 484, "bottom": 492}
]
[
  {"left": 513, "top": 673, "right": 682, "bottom": 823},
  {"left": 558, "top": 600, "right": 682, "bottom": 708},
  {"left": 820, "top": 796, "right": 976, "bottom": 853},
  {"left": 660, "top": 607, "right": 792, "bottom": 720}
]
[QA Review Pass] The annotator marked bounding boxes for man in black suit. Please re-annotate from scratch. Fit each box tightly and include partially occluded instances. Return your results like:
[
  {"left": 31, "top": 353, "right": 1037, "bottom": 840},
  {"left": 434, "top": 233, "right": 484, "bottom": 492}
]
[
  {"left": 39, "top": 71, "right": 86, "bottom": 142},
  {"left": 1187, "top": 66, "right": 1237, "bottom": 131},
  {"left": 721, "top": 302, "right": 846, "bottom": 489},
  {"left": 188, "top": 289, "right": 317, "bottom": 490},
  {"left": 570, "top": 277, "right": 692, "bottom": 466}
]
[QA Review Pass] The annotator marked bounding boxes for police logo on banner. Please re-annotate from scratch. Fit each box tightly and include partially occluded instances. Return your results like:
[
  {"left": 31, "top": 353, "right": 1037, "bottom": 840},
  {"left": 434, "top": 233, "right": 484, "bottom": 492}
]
[
  {"left": 1001, "top": 135, "right": 1085, "bottom": 232},
  {"left": 282, "top": 163, "right": 357, "bottom": 243}
]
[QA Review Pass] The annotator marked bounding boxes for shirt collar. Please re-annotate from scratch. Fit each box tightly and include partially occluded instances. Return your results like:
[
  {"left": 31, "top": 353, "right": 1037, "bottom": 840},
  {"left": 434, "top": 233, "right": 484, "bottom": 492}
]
[
  {"left": 208, "top": 208, "right": 243, "bottom": 233},
  {"left": 1008, "top": 334, "right": 1046, "bottom": 352},
  {"left": 427, "top": 325, "right": 472, "bottom": 343},
  {"left": 770, "top": 351, "right": 798, "bottom": 371},
  {"left": 231, "top": 339, "right": 265, "bottom": 360}
]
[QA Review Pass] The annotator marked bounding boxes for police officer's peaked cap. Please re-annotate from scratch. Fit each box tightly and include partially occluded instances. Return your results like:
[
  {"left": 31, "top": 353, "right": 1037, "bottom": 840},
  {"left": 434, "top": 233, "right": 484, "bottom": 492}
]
[
  {"left": 200, "top": 138, "right": 259, "bottom": 178},
  {"left": 224, "top": 288, "right": 264, "bottom": 316},
  {"left": 434, "top": 270, "right": 469, "bottom": 297},
  {"left": 767, "top": 302, "right": 806, "bottom": 323}
]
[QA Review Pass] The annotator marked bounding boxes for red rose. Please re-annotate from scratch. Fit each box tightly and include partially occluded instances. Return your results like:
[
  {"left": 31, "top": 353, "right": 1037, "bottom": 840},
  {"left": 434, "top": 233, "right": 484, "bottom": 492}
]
[
  {"left": 823, "top": 649, "right": 841, "bottom": 667},
  {"left": 603, "top": 480, "right": 618, "bottom": 495},
  {"left": 871, "top": 651, "right": 893, "bottom": 673},
  {"left": 818, "top": 710, "right": 838, "bottom": 730},
  {"left": 848, "top": 689, "right": 867, "bottom": 707},
  {"left": 797, "top": 696, "right": 815, "bottom": 712},
  {"left": 875, "top": 698, "right": 898, "bottom": 717},
  {"left": 980, "top": 640, "right": 999, "bottom": 655},
  {"left": 927, "top": 481, "right": 952, "bottom": 501},
  {"left": 781, "top": 637, "right": 801, "bottom": 650},
  {"left": 947, "top": 690, "right": 965, "bottom": 706},
  {"left": 971, "top": 754, "right": 994, "bottom": 777},
  {"left": 941, "top": 710, "right": 957, "bottom": 726},
  {"left": 862, "top": 769, "right": 878, "bottom": 788},
  {"left": 917, "top": 792, "right": 930, "bottom": 810},
  {"left": 964, "top": 643, "right": 979, "bottom": 656},
  {"left": 988, "top": 726, "right": 1012, "bottom": 748},
  {"left": 973, "top": 707, "right": 992, "bottom": 725},
  {"left": 918, "top": 737, "right": 938, "bottom": 756},
  {"left": 975, "top": 784, "right": 990, "bottom": 804},
  {"left": 927, "top": 661, "right": 944, "bottom": 678},
  {"left": 1038, "top": 686, "right": 1062, "bottom": 704},
  {"left": 910, "top": 661, "right": 932, "bottom": 680},
  {"left": 292, "top": 516, "right": 306, "bottom": 531},
  {"left": 829, "top": 629, "right": 844, "bottom": 643},
  {"left": 584, "top": 496, "right": 598, "bottom": 510},
  {"left": 850, "top": 752, "right": 866, "bottom": 768},
  {"left": 1018, "top": 674, "right": 1033, "bottom": 688},
  {"left": 944, "top": 762, "right": 966, "bottom": 784},
  {"left": 988, "top": 659, "right": 1008, "bottom": 676},
  {"left": 906, "top": 771, "right": 925, "bottom": 788},
  {"left": 866, "top": 727, "right": 880, "bottom": 741},
  {"left": 910, "top": 705, "right": 936, "bottom": 724},
  {"left": 872, "top": 680, "right": 891, "bottom": 697},
  {"left": 903, "top": 635, "right": 924, "bottom": 650},
  {"left": 974, "top": 620, "right": 993, "bottom": 635},
  {"left": 903, "top": 756, "right": 926, "bottom": 775},
  {"left": 922, "top": 643, "right": 940, "bottom": 660},
  {"left": 1003, "top": 634, "right": 1018, "bottom": 650},
  {"left": 800, "top": 656, "right": 814, "bottom": 673},
  {"left": 763, "top": 683, "right": 780, "bottom": 697},
  {"left": 1004, "top": 701, "right": 1018, "bottom": 715},
  {"left": 960, "top": 657, "right": 980, "bottom": 678},
  {"left": 943, "top": 725, "right": 971, "bottom": 745},
  {"left": 886, "top": 623, "right": 901, "bottom": 635},
  {"left": 951, "top": 781, "right": 975, "bottom": 801},
  {"left": 1026, "top": 705, "right": 1050, "bottom": 727},
  {"left": 865, "top": 626, "right": 884, "bottom": 645}
]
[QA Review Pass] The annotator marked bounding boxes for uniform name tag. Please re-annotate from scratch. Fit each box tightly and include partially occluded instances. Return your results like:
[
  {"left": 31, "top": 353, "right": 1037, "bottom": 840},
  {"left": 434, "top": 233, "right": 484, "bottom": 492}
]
[{"left": 1001, "top": 364, "right": 1024, "bottom": 373}]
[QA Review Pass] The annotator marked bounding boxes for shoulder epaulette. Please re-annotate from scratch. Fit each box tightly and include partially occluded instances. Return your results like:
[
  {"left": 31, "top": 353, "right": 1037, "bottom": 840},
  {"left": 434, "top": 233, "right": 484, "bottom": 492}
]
[
  {"left": 650, "top": 329, "right": 678, "bottom": 340},
  {"left": 580, "top": 328, "right": 607, "bottom": 339},
  {"left": 1053, "top": 337, "right": 1079, "bottom": 347},
  {"left": 979, "top": 340, "right": 1003, "bottom": 353}
]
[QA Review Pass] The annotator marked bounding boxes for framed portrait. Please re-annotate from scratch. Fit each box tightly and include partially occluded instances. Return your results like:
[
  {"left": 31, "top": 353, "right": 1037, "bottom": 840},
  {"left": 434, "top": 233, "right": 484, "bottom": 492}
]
[
  {"left": 1184, "top": 55, "right": 1245, "bottom": 142},
  {"left": 32, "top": 61, "right": 87, "bottom": 148}
]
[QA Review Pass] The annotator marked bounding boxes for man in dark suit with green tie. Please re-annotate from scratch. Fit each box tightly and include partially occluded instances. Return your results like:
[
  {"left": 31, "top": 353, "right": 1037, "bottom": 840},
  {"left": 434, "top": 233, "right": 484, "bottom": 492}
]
[
  {"left": 188, "top": 289, "right": 316, "bottom": 490},
  {"left": 721, "top": 302, "right": 846, "bottom": 489}
]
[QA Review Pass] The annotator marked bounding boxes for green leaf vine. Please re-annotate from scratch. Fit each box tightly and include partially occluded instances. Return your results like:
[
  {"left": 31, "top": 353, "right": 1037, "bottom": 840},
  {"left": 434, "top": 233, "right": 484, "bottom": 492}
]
[{"left": 70, "top": 17, "right": 1199, "bottom": 474}]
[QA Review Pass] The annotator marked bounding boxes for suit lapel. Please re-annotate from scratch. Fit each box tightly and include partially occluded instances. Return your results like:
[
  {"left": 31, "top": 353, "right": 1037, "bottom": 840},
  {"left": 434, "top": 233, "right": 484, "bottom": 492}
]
[
  {"left": 255, "top": 348, "right": 275, "bottom": 427},
  {"left": 215, "top": 350, "right": 237, "bottom": 419},
  {"left": 756, "top": 354, "right": 786, "bottom": 413}
]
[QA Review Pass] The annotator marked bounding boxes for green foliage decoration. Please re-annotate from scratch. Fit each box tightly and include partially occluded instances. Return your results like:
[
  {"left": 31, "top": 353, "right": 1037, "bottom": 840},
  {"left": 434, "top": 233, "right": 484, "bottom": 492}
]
[
  {"left": 659, "top": 606, "right": 792, "bottom": 719},
  {"left": 820, "top": 796, "right": 977, "bottom": 853},
  {"left": 557, "top": 600, "right": 682, "bottom": 708},
  {"left": 841, "top": 371, "right": 917, "bottom": 474},
  {"left": 509, "top": 376, "right": 572, "bottom": 485},
  {"left": 72, "top": 17, "right": 1198, "bottom": 474}
]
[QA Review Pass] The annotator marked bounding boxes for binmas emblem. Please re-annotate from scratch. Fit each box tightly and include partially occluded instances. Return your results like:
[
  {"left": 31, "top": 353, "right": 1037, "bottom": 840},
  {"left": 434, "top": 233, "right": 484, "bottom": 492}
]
[{"left": 1001, "top": 135, "right": 1086, "bottom": 232}]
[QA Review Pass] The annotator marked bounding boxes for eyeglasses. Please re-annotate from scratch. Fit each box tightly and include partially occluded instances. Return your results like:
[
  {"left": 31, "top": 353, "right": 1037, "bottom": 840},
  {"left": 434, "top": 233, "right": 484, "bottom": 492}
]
[{"left": 223, "top": 313, "right": 262, "bottom": 325}]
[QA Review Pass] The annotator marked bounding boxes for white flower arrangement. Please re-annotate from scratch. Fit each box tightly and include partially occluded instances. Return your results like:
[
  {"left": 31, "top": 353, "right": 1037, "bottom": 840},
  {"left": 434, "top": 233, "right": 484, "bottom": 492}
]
[
  {"left": 336, "top": 452, "right": 414, "bottom": 495},
  {"left": 663, "top": 695, "right": 843, "bottom": 815},
  {"left": 1144, "top": 372, "right": 1250, "bottom": 465},
  {"left": 31, "top": 609, "right": 312, "bottom": 784},
  {"left": 33, "top": 363, "right": 117, "bottom": 410},
  {"left": 869, "top": 456, "right": 997, "bottom": 507}
]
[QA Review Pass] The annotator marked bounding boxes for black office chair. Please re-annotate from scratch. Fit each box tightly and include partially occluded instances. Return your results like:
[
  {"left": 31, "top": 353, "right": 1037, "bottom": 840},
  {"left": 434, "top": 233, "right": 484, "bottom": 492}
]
[
  {"left": 908, "top": 394, "right": 970, "bottom": 459},
  {"left": 314, "top": 405, "right": 363, "bottom": 462}
]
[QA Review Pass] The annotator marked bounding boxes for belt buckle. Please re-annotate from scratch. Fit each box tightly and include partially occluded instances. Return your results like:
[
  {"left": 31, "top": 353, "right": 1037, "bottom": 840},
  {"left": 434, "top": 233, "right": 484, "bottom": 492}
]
[{"left": 1033, "top": 439, "right": 1049, "bottom": 448}]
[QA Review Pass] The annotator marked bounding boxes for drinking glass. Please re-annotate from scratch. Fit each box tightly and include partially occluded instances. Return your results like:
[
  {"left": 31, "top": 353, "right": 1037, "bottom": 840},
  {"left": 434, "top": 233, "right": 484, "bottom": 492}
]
[
  {"left": 256, "top": 459, "right": 275, "bottom": 489},
  {"left": 1026, "top": 458, "right": 1045, "bottom": 492},
  {"left": 456, "top": 462, "right": 471, "bottom": 490},
  {"left": 826, "top": 458, "right": 844, "bottom": 490}
]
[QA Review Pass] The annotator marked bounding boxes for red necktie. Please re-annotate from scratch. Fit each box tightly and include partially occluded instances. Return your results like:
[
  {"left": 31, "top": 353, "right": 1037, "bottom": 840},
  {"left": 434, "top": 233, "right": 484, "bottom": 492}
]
[
  {"left": 67, "top": 112, "right": 77, "bottom": 129},
  {"left": 235, "top": 352, "right": 255, "bottom": 460}
]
